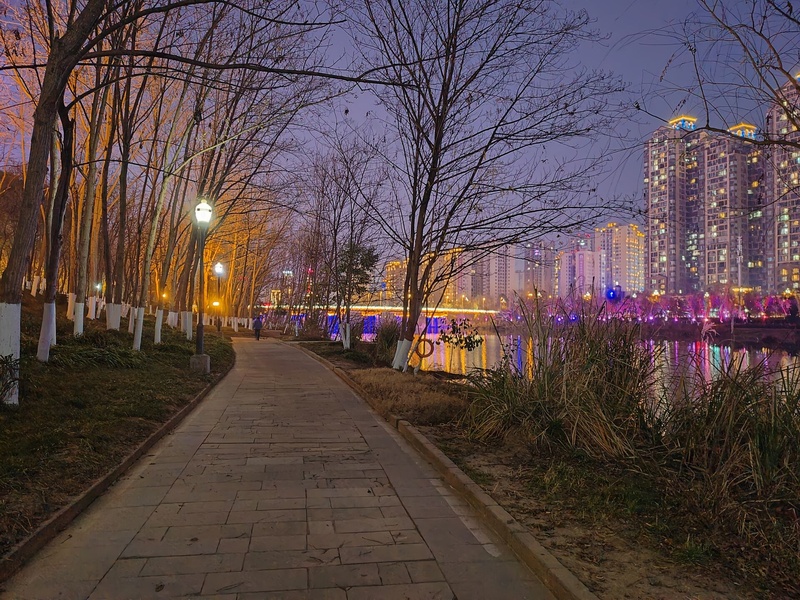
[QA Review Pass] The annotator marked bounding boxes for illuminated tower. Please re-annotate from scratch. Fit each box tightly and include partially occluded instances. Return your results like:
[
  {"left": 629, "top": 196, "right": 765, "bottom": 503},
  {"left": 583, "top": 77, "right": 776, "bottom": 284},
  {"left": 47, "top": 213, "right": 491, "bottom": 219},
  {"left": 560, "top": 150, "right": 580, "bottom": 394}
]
[
  {"left": 644, "top": 116, "right": 764, "bottom": 294},
  {"left": 766, "top": 75, "right": 800, "bottom": 292},
  {"left": 595, "top": 223, "right": 645, "bottom": 295},
  {"left": 644, "top": 116, "right": 699, "bottom": 295},
  {"left": 701, "top": 125, "right": 756, "bottom": 291}
]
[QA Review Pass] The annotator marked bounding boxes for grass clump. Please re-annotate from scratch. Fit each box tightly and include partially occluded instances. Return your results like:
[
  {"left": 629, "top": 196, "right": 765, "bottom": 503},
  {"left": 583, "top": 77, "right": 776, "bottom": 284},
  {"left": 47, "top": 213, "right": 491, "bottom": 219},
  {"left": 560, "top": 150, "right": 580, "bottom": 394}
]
[
  {"left": 463, "top": 298, "right": 660, "bottom": 459},
  {"left": 374, "top": 317, "right": 401, "bottom": 366}
]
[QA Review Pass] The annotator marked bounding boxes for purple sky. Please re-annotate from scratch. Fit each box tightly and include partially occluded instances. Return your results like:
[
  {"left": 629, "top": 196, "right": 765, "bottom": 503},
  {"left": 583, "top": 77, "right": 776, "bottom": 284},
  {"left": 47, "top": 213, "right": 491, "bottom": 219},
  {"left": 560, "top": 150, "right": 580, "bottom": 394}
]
[
  {"left": 336, "top": 0, "right": 711, "bottom": 219},
  {"left": 571, "top": 0, "right": 703, "bottom": 207}
]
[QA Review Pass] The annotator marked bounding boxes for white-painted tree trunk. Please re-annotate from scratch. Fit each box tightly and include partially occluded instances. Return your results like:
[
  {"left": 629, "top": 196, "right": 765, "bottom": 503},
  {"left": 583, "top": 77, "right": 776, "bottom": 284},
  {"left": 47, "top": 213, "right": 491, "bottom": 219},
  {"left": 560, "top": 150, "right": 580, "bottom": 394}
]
[
  {"left": 154, "top": 308, "right": 164, "bottom": 344},
  {"left": 182, "top": 311, "right": 192, "bottom": 341},
  {"left": 0, "top": 303, "right": 21, "bottom": 405},
  {"left": 127, "top": 310, "right": 136, "bottom": 333},
  {"left": 31, "top": 276, "right": 40, "bottom": 296},
  {"left": 73, "top": 302, "right": 85, "bottom": 336},
  {"left": 36, "top": 302, "right": 57, "bottom": 363},
  {"left": 38, "top": 278, "right": 46, "bottom": 294},
  {"left": 66, "top": 293, "right": 76, "bottom": 321},
  {"left": 167, "top": 311, "right": 178, "bottom": 328},
  {"left": 342, "top": 323, "right": 351, "bottom": 350},
  {"left": 106, "top": 303, "right": 121, "bottom": 330},
  {"left": 233, "top": 318, "right": 238, "bottom": 332},
  {"left": 121, "top": 303, "right": 129, "bottom": 318},
  {"left": 392, "top": 339, "right": 413, "bottom": 370},
  {"left": 87, "top": 296, "right": 96, "bottom": 320},
  {"left": 247, "top": 318, "right": 252, "bottom": 329},
  {"left": 133, "top": 307, "right": 145, "bottom": 350}
]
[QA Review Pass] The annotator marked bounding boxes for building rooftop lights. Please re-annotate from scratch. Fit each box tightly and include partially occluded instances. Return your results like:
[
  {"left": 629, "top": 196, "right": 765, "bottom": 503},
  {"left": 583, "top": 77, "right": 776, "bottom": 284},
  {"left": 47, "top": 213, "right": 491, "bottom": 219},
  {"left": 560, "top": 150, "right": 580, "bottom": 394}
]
[
  {"left": 669, "top": 115, "right": 697, "bottom": 131},
  {"left": 728, "top": 122, "right": 757, "bottom": 139}
]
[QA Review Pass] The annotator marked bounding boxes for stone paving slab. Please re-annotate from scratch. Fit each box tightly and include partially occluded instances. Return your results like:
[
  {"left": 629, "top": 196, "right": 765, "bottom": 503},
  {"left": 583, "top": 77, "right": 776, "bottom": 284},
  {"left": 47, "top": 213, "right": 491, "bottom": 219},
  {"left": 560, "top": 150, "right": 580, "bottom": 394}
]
[{"left": 1, "top": 338, "right": 555, "bottom": 600}]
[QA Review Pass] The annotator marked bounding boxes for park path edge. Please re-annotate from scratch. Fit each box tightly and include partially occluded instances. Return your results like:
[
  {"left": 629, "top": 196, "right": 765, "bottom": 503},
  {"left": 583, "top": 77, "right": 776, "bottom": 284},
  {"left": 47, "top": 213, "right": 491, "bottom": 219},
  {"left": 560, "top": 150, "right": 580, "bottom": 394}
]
[{"left": 294, "top": 342, "right": 599, "bottom": 600}]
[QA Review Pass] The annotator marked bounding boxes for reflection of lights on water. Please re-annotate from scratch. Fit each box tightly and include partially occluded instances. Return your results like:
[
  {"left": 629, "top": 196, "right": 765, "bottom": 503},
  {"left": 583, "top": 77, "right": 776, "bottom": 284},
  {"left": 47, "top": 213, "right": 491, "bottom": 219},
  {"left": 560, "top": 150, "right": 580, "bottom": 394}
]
[{"left": 420, "top": 332, "right": 800, "bottom": 382}]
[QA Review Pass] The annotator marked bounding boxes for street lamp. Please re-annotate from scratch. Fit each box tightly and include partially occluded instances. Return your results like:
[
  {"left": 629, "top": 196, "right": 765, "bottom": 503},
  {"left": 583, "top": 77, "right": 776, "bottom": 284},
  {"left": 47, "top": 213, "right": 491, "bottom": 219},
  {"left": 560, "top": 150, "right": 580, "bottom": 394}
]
[
  {"left": 214, "top": 262, "right": 224, "bottom": 332},
  {"left": 191, "top": 199, "right": 212, "bottom": 374}
]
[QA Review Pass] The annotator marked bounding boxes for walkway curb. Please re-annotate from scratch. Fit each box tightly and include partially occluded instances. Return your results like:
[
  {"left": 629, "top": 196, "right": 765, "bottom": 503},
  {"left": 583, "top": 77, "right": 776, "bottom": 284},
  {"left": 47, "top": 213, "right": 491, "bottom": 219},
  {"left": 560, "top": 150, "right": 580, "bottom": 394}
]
[
  {"left": 0, "top": 354, "right": 237, "bottom": 585},
  {"left": 295, "top": 343, "right": 598, "bottom": 600}
]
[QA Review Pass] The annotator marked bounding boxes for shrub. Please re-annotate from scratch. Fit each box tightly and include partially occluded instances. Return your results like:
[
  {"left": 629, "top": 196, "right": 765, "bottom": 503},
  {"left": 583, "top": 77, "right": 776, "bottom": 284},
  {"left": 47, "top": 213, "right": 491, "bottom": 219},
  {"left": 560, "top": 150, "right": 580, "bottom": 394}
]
[
  {"left": 465, "top": 296, "right": 660, "bottom": 458},
  {"left": 374, "top": 316, "right": 401, "bottom": 366},
  {"left": 466, "top": 294, "right": 800, "bottom": 591}
]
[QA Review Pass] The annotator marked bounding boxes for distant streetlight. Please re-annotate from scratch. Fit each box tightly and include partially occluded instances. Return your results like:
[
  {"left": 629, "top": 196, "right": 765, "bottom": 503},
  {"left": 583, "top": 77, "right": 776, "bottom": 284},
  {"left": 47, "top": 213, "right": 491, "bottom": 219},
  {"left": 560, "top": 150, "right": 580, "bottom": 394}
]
[
  {"left": 214, "top": 262, "right": 224, "bottom": 332},
  {"left": 192, "top": 199, "right": 212, "bottom": 374}
]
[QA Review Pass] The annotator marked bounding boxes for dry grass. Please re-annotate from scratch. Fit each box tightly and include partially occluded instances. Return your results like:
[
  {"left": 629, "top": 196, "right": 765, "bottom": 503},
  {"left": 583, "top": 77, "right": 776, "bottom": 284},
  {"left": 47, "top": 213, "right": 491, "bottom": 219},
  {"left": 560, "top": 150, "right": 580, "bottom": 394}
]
[{"left": 347, "top": 368, "right": 467, "bottom": 425}]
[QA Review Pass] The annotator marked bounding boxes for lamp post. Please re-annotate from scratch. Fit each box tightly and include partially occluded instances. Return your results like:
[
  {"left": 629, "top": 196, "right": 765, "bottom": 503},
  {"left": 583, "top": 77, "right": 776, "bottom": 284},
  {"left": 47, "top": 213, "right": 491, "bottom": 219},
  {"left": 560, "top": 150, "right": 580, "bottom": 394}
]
[
  {"left": 214, "top": 262, "right": 224, "bottom": 332},
  {"left": 191, "top": 199, "right": 212, "bottom": 374}
]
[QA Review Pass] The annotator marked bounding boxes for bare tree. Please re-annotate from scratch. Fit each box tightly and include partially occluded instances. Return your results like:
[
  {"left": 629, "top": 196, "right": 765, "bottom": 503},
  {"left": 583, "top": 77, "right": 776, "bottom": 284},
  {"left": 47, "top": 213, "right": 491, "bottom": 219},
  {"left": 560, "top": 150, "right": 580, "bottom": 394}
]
[
  {"left": 305, "top": 133, "right": 383, "bottom": 348},
  {"left": 653, "top": 0, "right": 800, "bottom": 146},
  {"left": 349, "top": 0, "right": 625, "bottom": 369},
  {"left": 0, "top": 0, "right": 396, "bottom": 403}
]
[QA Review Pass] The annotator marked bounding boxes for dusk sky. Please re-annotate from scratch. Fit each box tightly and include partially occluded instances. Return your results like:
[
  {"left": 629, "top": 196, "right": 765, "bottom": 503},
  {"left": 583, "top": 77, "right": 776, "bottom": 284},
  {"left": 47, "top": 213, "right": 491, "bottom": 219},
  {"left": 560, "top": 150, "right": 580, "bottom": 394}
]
[
  {"left": 571, "top": 0, "right": 709, "bottom": 211},
  {"left": 336, "top": 0, "right": 722, "bottom": 221}
]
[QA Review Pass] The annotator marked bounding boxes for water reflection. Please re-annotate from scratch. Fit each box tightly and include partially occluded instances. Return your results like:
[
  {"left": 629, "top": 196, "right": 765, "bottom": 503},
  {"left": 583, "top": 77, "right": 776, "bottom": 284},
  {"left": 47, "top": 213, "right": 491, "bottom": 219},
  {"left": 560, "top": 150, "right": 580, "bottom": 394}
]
[{"left": 420, "top": 334, "right": 799, "bottom": 379}]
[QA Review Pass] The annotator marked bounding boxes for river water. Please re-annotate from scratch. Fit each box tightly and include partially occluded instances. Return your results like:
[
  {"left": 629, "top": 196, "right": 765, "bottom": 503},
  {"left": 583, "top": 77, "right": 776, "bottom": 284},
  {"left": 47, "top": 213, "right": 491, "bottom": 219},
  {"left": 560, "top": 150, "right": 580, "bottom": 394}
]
[{"left": 416, "top": 334, "right": 799, "bottom": 379}]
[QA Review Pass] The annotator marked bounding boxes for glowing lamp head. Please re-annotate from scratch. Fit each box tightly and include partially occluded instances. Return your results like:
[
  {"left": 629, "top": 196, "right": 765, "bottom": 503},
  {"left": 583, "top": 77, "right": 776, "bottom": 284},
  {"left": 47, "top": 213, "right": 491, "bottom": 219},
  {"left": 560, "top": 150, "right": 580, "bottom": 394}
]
[
  {"left": 195, "top": 199, "right": 212, "bottom": 225},
  {"left": 95, "top": 283, "right": 102, "bottom": 291},
  {"left": 212, "top": 301, "right": 220, "bottom": 307},
  {"left": 214, "top": 262, "right": 224, "bottom": 276}
]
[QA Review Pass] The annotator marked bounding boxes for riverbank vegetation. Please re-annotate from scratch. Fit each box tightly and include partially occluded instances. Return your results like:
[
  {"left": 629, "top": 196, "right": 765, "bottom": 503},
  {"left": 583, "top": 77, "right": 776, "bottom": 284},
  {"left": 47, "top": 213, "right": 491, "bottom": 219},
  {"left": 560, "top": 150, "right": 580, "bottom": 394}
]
[
  {"left": 0, "top": 295, "right": 234, "bottom": 559},
  {"left": 303, "top": 302, "right": 800, "bottom": 598}
]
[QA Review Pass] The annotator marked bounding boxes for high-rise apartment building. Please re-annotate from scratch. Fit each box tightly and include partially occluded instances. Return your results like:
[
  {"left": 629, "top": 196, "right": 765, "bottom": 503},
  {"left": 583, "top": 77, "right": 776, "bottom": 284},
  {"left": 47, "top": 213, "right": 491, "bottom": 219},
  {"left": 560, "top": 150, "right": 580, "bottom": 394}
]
[
  {"left": 520, "top": 241, "right": 556, "bottom": 298},
  {"left": 384, "top": 259, "right": 407, "bottom": 302},
  {"left": 766, "top": 77, "right": 800, "bottom": 292},
  {"left": 595, "top": 223, "right": 645, "bottom": 295},
  {"left": 644, "top": 116, "right": 765, "bottom": 294},
  {"left": 556, "top": 236, "right": 602, "bottom": 298},
  {"left": 643, "top": 116, "right": 694, "bottom": 295}
]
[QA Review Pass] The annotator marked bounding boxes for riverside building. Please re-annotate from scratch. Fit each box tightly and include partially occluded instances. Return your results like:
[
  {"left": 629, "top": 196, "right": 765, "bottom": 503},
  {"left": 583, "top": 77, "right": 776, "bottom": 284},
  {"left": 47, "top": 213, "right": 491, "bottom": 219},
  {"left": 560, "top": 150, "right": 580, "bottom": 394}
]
[
  {"left": 644, "top": 117, "right": 766, "bottom": 294},
  {"left": 766, "top": 76, "right": 800, "bottom": 292}
]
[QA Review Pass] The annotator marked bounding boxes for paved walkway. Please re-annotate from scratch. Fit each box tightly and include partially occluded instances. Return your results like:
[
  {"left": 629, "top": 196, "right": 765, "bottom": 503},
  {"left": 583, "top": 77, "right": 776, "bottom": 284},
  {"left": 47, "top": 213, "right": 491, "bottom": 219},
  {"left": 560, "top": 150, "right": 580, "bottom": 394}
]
[{"left": 2, "top": 339, "right": 554, "bottom": 599}]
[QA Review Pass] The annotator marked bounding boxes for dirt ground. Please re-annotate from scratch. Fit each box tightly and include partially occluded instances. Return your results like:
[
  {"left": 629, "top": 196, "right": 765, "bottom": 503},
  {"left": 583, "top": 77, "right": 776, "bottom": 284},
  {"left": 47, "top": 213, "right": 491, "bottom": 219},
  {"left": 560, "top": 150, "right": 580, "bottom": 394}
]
[{"left": 418, "top": 425, "right": 758, "bottom": 600}]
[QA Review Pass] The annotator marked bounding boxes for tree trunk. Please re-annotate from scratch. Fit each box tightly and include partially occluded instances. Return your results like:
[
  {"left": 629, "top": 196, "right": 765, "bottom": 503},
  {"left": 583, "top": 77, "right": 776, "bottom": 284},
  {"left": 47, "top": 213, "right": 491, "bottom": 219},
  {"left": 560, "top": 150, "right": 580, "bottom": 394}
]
[
  {"left": 74, "top": 77, "right": 108, "bottom": 336},
  {"left": 37, "top": 102, "right": 75, "bottom": 363}
]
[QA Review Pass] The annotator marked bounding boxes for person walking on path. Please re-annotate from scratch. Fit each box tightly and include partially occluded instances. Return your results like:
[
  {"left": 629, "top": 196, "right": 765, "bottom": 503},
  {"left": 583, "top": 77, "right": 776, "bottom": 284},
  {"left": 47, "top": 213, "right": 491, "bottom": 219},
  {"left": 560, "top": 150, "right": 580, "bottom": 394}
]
[{"left": 253, "top": 314, "right": 263, "bottom": 340}]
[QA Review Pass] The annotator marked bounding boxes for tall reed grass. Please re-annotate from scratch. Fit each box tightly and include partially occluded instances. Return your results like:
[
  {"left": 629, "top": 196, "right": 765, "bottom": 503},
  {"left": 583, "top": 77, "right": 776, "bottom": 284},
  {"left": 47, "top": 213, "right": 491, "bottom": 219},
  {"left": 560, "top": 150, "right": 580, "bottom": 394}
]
[
  {"left": 464, "top": 296, "right": 662, "bottom": 458},
  {"left": 374, "top": 316, "right": 401, "bottom": 366},
  {"left": 464, "top": 294, "right": 800, "bottom": 589}
]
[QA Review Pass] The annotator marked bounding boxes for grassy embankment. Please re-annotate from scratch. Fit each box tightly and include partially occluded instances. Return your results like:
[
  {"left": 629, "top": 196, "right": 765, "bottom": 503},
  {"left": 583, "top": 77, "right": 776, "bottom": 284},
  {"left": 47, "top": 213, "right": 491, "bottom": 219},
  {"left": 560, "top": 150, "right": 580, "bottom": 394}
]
[
  {"left": 302, "top": 307, "right": 800, "bottom": 598},
  {"left": 0, "top": 294, "right": 234, "bottom": 559}
]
